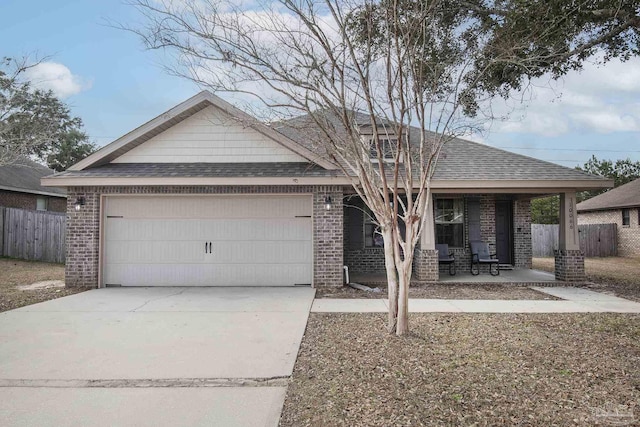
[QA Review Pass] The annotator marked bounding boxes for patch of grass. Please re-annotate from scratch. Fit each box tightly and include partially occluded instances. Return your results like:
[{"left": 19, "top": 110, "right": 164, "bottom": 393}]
[
  {"left": 0, "top": 258, "right": 85, "bottom": 312},
  {"left": 280, "top": 313, "right": 640, "bottom": 426},
  {"left": 533, "top": 257, "right": 640, "bottom": 302}
]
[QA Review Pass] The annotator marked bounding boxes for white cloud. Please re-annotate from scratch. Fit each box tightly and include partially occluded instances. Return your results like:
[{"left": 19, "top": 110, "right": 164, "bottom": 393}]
[
  {"left": 570, "top": 110, "right": 640, "bottom": 133},
  {"left": 24, "top": 62, "right": 91, "bottom": 98},
  {"left": 489, "top": 55, "right": 640, "bottom": 137}
]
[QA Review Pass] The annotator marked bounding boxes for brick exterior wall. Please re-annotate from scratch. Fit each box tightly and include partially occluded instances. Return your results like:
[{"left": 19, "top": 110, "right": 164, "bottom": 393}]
[
  {"left": 514, "top": 199, "right": 532, "bottom": 268},
  {"left": 480, "top": 195, "right": 497, "bottom": 250},
  {"left": 579, "top": 208, "right": 640, "bottom": 257},
  {"left": 0, "top": 190, "right": 66, "bottom": 212},
  {"left": 413, "top": 249, "right": 438, "bottom": 281},
  {"left": 65, "top": 185, "right": 344, "bottom": 288},
  {"left": 554, "top": 249, "right": 586, "bottom": 282}
]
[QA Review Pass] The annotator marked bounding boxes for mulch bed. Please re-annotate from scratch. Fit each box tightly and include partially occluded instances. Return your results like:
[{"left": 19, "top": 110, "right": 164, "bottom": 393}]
[
  {"left": 280, "top": 313, "right": 640, "bottom": 426},
  {"left": 316, "top": 284, "right": 561, "bottom": 300},
  {"left": 0, "top": 258, "right": 87, "bottom": 312}
]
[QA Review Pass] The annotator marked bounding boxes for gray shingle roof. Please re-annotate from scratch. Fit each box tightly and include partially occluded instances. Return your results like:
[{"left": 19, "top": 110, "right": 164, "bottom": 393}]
[
  {"left": 577, "top": 178, "right": 640, "bottom": 211},
  {"left": 0, "top": 159, "right": 66, "bottom": 196},
  {"left": 435, "top": 139, "right": 603, "bottom": 181},
  {"left": 273, "top": 111, "right": 606, "bottom": 183},
  {"left": 51, "top": 162, "right": 338, "bottom": 178}
]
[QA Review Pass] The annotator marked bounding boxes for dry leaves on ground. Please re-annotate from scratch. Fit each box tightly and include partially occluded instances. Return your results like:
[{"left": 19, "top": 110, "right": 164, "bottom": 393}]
[
  {"left": 0, "top": 258, "right": 86, "bottom": 312},
  {"left": 280, "top": 313, "right": 640, "bottom": 427},
  {"left": 534, "top": 257, "right": 640, "bottom": 302},
  {"left": 316, "top": 284, "right": 560, "bottom": 300}
]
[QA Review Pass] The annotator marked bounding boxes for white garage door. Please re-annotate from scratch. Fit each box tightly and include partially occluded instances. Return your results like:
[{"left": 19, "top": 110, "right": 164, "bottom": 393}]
[{"left": 103, "top": 195, "right": 312, "bottom": 286}]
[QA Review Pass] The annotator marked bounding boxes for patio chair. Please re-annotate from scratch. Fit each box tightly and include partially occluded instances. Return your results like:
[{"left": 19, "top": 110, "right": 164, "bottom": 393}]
[
  {"left": 435, "top": 243, "right": 456, "bottom": 276},
  {"left": 469, "top": 241, "right": 500, "bottom": 276}
]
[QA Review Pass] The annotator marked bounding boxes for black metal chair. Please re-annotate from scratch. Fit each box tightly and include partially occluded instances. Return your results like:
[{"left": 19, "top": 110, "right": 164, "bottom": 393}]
[
  {"left": 469, "top": 241, "right": 500, "bottom": 276},
  {"left": 435, "top": 243, "right": 456, "bottom": 276}
]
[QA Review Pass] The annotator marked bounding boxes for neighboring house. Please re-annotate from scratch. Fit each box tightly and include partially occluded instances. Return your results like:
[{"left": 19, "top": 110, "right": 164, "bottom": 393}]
[
  {"left": 42, "top": 91, "right": 611, "bottom": 288},
  {"left": 577, "top": 178, "right": 640, "bottom": 257},
  {"left": 0, "top": 159, "right": 66, "bottom": 212}
]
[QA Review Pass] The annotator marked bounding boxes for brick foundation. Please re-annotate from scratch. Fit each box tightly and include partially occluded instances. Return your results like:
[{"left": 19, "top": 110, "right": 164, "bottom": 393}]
[
  {"left": 554, "top": 249, "right": 586, "bottom": 282},
  {"left": 64, "top": 185, "right": 344, "bottom": 289},
  {"left": 413, "top": 249, "right": 438, "bottom": 282}
]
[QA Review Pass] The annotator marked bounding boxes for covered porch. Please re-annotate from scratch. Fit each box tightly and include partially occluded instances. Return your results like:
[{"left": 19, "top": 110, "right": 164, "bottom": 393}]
[{"left": 343, "top": 191, "right": 586, "bottom": 283}]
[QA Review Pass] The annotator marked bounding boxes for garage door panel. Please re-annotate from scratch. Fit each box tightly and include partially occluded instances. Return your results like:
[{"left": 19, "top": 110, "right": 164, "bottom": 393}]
[
  {"left": 106, "top": 196, "right": 311, "bottom": 219},
  {"left": 211, "top": 241, "right": 311, "bottom": 264},
  {"left": 105, "top": 241, "right": 205, "bottom": 264},
  {"left": 104, "top": 263, "right": 311, "bottom": 286},
  {"left": 104, "top": 195, "right": 313, "bottom": 287}
]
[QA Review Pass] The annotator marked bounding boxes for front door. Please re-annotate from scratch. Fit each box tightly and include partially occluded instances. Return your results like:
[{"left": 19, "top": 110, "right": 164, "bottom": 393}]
[{"left": 495, "top": 201, "right": 513, "bottom": 265}]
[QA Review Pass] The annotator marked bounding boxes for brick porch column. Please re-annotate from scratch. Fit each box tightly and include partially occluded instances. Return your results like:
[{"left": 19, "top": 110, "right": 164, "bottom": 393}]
[
  {"left": 555, "top": 192, "right": 586, "bottom": 281},
  {"left": 313, "top": 186, "right": 344, "bottom": 288},
  {"left": 414, "top": 200, "right": 438, "bottom": 282},
  {"left": 65, "top": 189, "right": 100, "bottom": 288}
]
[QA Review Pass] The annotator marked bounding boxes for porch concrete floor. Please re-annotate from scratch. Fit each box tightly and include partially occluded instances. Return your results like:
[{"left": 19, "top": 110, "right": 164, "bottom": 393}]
[{"left": 350, "top": 268, "right": 558, "bottom": 285}]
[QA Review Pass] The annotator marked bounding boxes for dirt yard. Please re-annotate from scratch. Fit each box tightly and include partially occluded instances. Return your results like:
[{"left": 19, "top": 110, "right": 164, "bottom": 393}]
[
  {"left": 280, "top": 313, "right": 640, "bottom": 426},
  {"left": 316, "top": 283, "right": 560, "bottom": 300},
  {"left": 534, "top": 257, "right": 640, "bottom": 302},
  {"left": 0, "top": 258, "right": 85, "bottom": 312}
]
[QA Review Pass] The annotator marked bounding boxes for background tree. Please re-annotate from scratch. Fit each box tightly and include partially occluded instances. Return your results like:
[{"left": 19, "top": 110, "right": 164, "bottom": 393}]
[
  {"left": 0, "top": 56, "right": 87, "bottom": 168},
  {"left": 577, "top": 155, "right": 640, "bottom": 201},
  {"left": 46, "top": 128, "right": 97, "bottom": 172},
  {"left": 531, "top": 195, "right": 560, "bottom": 224},
  {"left": 128, "top": 0, "right": 640, "bottom": 335},
  {"left": 532, "top": 155, "right": 640, "bottom": 224}
]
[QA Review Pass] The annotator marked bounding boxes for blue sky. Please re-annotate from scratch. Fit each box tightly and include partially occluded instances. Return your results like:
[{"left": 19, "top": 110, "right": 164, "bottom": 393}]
[{"left": 1, "top": 0, "right": 639, "bottom": 168}]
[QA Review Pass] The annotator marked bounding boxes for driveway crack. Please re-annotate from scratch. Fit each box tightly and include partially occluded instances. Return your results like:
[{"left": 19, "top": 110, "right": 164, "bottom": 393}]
[{"left": 130, "top": 288, "right": 188, "bottom": 312}]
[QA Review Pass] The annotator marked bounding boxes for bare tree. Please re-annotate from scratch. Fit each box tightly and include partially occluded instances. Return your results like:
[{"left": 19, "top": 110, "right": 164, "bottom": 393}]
[{"left": 127, "top": 0, "right": 640, "bottom": 335}]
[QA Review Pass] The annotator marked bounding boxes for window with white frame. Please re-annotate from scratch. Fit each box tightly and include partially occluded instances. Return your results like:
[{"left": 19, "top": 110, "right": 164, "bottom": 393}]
[
  {"left": 36, "top": 197, "right": 47, "bottom": 211},
  {"left": 622, "top": 208, "right": 630, "bottom": 227},
  {"left": 368, "top": 138, "right": 397, "bottom": 161},
  {"left": 435, "top": 198, "right": 464, "bottom": 248}
]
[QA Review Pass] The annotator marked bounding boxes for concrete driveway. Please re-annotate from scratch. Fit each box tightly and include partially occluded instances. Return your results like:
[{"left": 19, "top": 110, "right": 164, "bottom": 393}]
[{"left": 0, "top": 287, "right": 315, "bottom": 427}]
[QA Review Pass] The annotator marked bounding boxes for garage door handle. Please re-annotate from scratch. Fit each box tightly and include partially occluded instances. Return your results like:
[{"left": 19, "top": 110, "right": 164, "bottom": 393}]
[{"left": 208, "top": 242, "right": 212, "bottom": 254}]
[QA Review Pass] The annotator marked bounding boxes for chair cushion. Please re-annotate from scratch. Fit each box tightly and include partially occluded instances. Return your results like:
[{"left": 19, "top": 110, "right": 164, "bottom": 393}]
[{"left": 435, "top": 244, "right": 454, "bottom": 262}]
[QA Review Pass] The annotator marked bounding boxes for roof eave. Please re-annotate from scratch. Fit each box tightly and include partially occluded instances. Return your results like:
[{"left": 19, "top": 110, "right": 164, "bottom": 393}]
[
  {"left": 0, "top": 184, "right": 67, "bottom": 198},
  {"left": 41, "top": 175, "right": 355, "bottom": 187},
  {"left": 577, "top": 203, "right": 640, "bottom": 213},
  {"left": 42, "top": 175, "right": 612, "bottom": 192}
]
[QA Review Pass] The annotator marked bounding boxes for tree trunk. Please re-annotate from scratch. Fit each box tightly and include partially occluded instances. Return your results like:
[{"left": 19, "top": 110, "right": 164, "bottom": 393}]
[
  {"left": 382, "top": 227, "right": 398, "bottom": 333},
  {"left": 396, "top": 258, "right": 411, "bottom": 336}
]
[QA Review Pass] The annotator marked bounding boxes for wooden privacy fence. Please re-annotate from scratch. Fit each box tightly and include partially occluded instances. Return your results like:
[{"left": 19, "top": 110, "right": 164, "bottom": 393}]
[
  {"left": 532, "top": 223, "right": 617, "bottom": 258},
  {"left": 0, "top": 207, "right": 66, "bottom": 263}
]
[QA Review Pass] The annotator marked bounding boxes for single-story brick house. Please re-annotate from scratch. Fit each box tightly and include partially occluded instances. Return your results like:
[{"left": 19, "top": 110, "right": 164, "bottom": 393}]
[
  {"left": 1, "top": 158, "right": 66, "bottom": 212},
  {"left": 42, "top": 91, "right": 611, "bottom": 288},
  {"left": 577, "top": 178, "right": 640, "bottom": 257}
]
